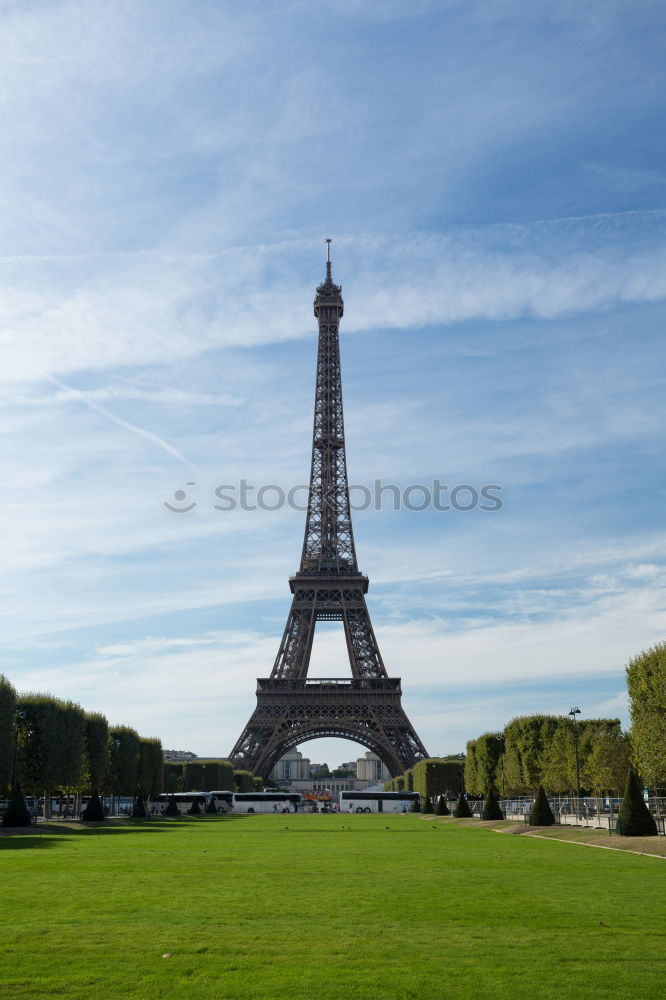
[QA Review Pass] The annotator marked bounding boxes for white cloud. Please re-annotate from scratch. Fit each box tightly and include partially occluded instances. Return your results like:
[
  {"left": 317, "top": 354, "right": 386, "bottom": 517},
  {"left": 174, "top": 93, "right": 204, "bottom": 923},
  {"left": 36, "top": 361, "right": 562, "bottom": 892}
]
[{"left": 2, "top": 218, "right": 666, "bottom": 385}]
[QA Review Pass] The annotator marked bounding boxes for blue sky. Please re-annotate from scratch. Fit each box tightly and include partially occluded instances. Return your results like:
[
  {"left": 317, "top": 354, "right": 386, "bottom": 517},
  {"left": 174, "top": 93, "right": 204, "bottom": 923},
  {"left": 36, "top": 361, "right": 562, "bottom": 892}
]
[{"left": 1, "top": 0, "right": 665, "bottom": 768}]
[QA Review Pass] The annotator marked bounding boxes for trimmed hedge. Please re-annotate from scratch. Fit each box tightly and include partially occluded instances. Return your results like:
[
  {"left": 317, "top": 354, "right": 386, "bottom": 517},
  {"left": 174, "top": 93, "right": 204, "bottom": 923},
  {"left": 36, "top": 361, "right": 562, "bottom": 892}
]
[
  {"left": 423, "top": 795, "right": 434, "bottom": 814},
  {"left": 529, "top": 784, "right": 555, "bottom": 826},
  {"left": 617, "top": 768, "right": 657, "bottom": 836},
  {"left": 132, "top": 793, "right": 147, "bottom": 818},
  {"left": 82, "top": 790, "right": 105, "bottom": 822},
  {"left": 435, "top": 796, "right": 450, "bottom": 816},
  {"left": 453, "top": 793, "right": 472, "bottom": 818},
  {"left": 480, "top": 786, "right": 504, "bottom": 821},
  {"left": 2, "top": 782, "right": 31, "bottom": 827}
]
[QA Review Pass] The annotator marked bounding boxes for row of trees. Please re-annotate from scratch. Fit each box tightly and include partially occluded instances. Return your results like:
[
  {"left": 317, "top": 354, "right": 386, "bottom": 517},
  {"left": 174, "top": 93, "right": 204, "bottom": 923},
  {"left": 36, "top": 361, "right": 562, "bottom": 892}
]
[
  {"left": 383, "top": 642, "right": 666, "bottom": 800},
  {"left": 465, "top": 716, "right": 632, "bottom": 797},
  {"left": 0, "top": 676, "right": 163, "bottom": 813},
  {"left": 384, "top": 757, "right": 464, "bottom": 798},
  {"left": 1, "top": 674, "right": 261, "bottom": 814},
  {"left": 461, "top": 641, "right": 666, "bottom": 796},
  {"left": 163, "top": 761, "right": 262, "bottom": 793}
]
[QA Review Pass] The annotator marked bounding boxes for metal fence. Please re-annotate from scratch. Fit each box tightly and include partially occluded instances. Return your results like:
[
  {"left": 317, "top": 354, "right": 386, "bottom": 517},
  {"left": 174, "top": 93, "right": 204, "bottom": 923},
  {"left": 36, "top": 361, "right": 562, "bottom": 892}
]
[{"left": 496, "top": 795, "right": 666, "bottom": 835}]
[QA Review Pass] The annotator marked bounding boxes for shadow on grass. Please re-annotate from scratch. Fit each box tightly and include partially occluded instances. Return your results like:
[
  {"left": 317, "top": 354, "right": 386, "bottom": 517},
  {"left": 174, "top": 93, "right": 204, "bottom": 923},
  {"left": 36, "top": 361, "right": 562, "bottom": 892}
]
[
  {"left": 1, "top": 814, "right": 242, "bottom": 846},
  {"left": 0, "top": 835, "right": 62, "bottom": 850}
]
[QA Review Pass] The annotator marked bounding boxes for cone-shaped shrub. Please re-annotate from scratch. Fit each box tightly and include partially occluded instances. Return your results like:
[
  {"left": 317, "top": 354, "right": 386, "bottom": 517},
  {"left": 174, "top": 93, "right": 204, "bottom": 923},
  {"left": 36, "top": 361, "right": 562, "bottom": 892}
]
[
  {"left": 410, "top": 797, "right": 421, "bottom": 812},
  {"left": 481, "top": 786, "right": 504, "bottom": 821},
  {"left": 165, "top": 797, "right": 180, "bottom": 817},
  {"left": 188, "top": 798, "right": 201, "bottom": 815},
  {"left": 132, "top": 795, "right": 147, "bottom": 818},
  {"left": 529, "top": 785, "right": 555, "bottom": 826},
  {"left": 82, "top": 789, "right": 105, "bottom": 822},
  {"left": 435, "top": 796, "right": 450, "bottom": 816},
  {"left": 2, "top": 783, "right": 31, "bottom": 827},
  {"left": 617, "top": 768, "right": 657, "bottom": 836},
  {"left": 423, "top": 795, "right": 434, "bottom": 814},
  {"left": 206, "top": 798, "right": 217, "bottom": 814},
  {"left": 453, "top": 793, "right": 472, "bottom": 818}
]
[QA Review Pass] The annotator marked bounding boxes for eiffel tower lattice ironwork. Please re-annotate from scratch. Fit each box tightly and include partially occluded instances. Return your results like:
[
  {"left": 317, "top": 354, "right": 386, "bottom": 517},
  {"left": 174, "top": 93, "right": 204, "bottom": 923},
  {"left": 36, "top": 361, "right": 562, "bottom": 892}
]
[{"left": 229, "top": 245, "right": 429, "bottom": 779}]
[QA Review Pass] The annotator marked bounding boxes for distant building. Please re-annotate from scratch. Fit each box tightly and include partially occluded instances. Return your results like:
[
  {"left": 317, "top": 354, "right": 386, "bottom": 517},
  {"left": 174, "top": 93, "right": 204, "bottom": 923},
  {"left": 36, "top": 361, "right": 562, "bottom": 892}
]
[
  {"left": 269, "top": 749, "right": 390, "bottom": 793},
  {"left": 356, "top": 752, "right": 390, "bottom": 783},
  {"left": 271, "top": 750, "right": 311, "bottom": 782},
  {"left": 163, "top": 750, "right": 198, "bottom": 762}
]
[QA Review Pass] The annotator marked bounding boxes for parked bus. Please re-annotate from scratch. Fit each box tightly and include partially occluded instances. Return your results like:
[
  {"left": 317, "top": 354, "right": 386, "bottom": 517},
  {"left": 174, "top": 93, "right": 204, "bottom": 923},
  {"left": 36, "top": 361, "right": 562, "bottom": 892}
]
[
  {"left": 340, "top": 791, "right": 420, "bottom": 814},
  {"left": 209, "top": 790, "right": 234, "bottom": 812},
  {"left": 231, "top": 792, "right": 302, "bottom": 814},
  {"left": 155, "top": 792, "right": 213, "bottom": 814}
]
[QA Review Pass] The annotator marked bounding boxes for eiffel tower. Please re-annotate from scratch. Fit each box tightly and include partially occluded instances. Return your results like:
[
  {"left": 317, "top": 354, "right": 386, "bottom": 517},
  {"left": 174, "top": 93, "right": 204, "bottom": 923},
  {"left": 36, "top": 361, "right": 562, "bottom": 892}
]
[{"left": 230, "top": 243, "right": 428, "bottom": 779}]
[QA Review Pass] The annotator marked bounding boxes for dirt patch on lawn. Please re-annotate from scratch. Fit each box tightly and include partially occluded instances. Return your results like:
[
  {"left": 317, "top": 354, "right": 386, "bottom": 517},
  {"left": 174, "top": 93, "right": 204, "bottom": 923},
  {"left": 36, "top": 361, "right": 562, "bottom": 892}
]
[{"left": 496, "top": 823, "right": 666, "bottom": 858}]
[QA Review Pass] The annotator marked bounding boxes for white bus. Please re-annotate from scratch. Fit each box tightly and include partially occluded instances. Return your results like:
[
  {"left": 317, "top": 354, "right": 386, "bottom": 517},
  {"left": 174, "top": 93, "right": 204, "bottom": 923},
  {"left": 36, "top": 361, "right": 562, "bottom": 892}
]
[
  {"left": 340, "top": 791, "right": 420, "bottom": 814},
  {"left": 231, "top": 792, "right": 302, "bottom": 814},
  {"left": 209, "top": 790, "right": 234, "bottom": 812},
  {"left": 155, "top": 792, "right": 213, "bottom": 814}
]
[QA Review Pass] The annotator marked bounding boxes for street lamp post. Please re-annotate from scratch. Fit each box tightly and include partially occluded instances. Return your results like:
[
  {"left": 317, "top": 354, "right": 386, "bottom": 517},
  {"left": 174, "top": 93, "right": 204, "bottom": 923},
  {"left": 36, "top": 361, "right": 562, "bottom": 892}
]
[{"left": 569, "top": 707, "right": 582, "bottom": 819}]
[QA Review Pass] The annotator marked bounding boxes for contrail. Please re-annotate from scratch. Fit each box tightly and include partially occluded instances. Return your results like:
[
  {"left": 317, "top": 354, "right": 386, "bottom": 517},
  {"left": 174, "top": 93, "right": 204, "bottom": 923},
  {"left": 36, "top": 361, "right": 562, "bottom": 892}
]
[{"left": 45, "top": 374, "right": 197, "bottom": 470}]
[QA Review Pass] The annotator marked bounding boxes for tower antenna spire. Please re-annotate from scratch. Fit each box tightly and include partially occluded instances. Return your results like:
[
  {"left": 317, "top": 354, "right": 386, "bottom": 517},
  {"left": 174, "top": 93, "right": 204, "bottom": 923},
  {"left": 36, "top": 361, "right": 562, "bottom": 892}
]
[{"left": 325, "top": 238, "right": 332, "bottom": 280}]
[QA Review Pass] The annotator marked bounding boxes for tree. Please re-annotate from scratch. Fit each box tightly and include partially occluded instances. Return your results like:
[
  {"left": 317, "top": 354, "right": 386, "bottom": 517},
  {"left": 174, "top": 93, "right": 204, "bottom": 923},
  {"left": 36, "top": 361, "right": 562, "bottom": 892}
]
[
  {"left": 435, "top": 796, "right": 450, "bottom": 816},
  {"left": 0, "top": 674, "right": 17, "bottom": 793},
  {"left": 464, "top": 740, "right": 480, "bottom": 795},
  {"left": 503, "top": 715, "right": 560, "bottom": 795},
  {"left": 17, "top": 695, "right": 86, "bottom": 816},
  {"left": 539, "top": 721, "right": 573, "bottom": 794},
  {"left": 410, "top": 797, "right": 421, "bottom": 812},
  {"left": 481, "top": 786, "right": 504, "bottom": 821},
  {"left": 582, "top": 722, "right": 631, "bottom": 795},
  {"left": 617, "top": 768, "right": 657, "bottom": 836},
  {"left": 423, "top": 795, "right": 434, "bottom": 813},
  {"left": 138, "top": 738, "right": 164, "bottom": 800},
  {"left": 466, "top": 735, "right": 503, "bottom": 796},
  {"left": 529, "top": 785, "right": 555, "bottom": 826},
  {"left": 189, "top": 798, "right": 201, "bottom": 815},
  {"left": 253, "top": 776, "right": 263, "bottom": 791},
  {"left": 182, "top": 760, "right": 234, "bottom": 792},
  {"left": 234, "top": 770, "right": 254, "bottom": 793},
  {"left": 164, "top": 762, "right": 184, "bottom": 794},
  {"left": 626, "top": 642, "right": 666, "bottom": 790},
  {"left": 217, "top": 760, "right": 235, "bottom": 791},
  {"left": 82, "top": 712, "right": 109, "bottom": 795},
  {"left": 108, "top": 726, "right": 141, "bottom": 798},
  {"left": 453, "top": 793, "right": 472, "bottom": 818},
  {"left": 206, "top": 797, "right": 217, "bottom": 814}
]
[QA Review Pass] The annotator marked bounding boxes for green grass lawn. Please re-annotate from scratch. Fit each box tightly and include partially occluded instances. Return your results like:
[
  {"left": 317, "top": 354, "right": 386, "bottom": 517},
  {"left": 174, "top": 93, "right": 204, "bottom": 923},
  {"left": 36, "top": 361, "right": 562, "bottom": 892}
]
[{"left": 1, "top": 813, "right": 665, "bottom": 1000}]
